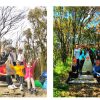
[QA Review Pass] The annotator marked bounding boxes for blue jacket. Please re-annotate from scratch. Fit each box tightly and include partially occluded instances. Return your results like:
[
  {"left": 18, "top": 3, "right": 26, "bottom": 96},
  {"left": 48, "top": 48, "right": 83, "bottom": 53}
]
[
  {"left": 79, "top": 50, "right": 86, "bottom": 60},
  {"left": 93, "top": 65, "right": 100, "bottom": 76}
]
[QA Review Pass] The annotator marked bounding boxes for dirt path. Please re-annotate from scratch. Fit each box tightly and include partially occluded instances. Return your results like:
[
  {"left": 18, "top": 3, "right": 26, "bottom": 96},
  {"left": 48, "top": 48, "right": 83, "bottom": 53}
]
[
  {"left": 0, "top": 87, "right": 47, "bottom": 97},
  {"left": 60, "top": 83, "right": 100, "bottom": 97}
]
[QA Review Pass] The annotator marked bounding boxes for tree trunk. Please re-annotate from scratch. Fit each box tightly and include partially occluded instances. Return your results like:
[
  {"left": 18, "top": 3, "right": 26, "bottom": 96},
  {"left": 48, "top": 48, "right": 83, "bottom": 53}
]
[{"left": 40, "top": 52, "right": 46, "bottom": 74}]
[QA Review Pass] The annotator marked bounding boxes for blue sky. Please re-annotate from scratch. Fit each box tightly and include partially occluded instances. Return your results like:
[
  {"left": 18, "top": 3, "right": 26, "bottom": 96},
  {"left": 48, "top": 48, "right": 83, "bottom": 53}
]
[{"left": 54, "top": 8, "right": 100, "bottom": 29}]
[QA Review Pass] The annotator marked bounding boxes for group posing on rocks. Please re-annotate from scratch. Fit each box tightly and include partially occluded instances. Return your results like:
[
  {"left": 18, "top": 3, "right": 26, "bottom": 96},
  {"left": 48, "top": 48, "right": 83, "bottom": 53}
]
[
  {"left": 0, "top": 47, "right": 38, "bottom": 94},
  {"left": 66, "top": 44, "right": 100, "bottom": 83}
]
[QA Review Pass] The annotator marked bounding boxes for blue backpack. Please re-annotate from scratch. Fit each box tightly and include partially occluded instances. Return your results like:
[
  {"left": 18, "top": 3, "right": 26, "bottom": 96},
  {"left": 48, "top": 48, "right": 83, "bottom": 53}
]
[
  {"left": 42, "top": 79, "right": 47, "bottom": 89},
  {"left": 40, "top": 71, "right": 47, "bottom": 85},
  {"left": 41, "top": 71, "right": 47, "bottom": 78}
]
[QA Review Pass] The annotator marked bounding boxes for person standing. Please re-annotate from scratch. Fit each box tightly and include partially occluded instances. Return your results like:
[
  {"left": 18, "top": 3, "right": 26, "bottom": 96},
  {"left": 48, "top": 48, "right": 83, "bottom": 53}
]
[
  {"left": 10, "top": 48, "right": 17, "bottom": 66},
  {"left": 95, "top": 45, "right": 100, "bottom": 60},
  {"left": 88, "top": 45, "right": 95, "bottom": 66},
  {"left": 74, "top": 44, "right": 80, "bottom": 73},
  {"left": 79, "top": 45, "right": 86, "bottom": 75},
  {"left": 17, "top": 49, "right": 24, "bottom": 65},
  {"left": 16, "top": 49, "right": 25, "bottom": 82}
]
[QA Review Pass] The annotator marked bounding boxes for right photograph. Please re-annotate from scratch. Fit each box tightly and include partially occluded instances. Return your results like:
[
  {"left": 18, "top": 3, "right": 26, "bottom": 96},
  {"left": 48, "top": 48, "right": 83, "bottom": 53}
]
[{"left": 53, "top": 6, "right": 100, "bottom": 97}]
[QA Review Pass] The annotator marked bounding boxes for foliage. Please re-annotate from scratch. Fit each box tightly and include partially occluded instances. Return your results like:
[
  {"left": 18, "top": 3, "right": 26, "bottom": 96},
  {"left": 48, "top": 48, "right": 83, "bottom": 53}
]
[
  {"left": 53, "top": 58, "right": 71, "bottom": 97},
  {"left": 54, "top": 60, "right": 70, "bottom": 75},
  {"left": 23, "top": 7, "right": 47, "bottom": 76},
  {"left": 53, "top": 7, "right": 100, "bottom": 97},
  {"left": 54, "top": 7, "right": 100, "bottom": 62}
]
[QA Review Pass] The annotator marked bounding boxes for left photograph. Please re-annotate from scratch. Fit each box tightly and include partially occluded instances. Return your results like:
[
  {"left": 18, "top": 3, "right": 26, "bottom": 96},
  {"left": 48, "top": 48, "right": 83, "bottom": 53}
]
[{"left": 0, "top": 6, "right": 47, "bottom": 97}]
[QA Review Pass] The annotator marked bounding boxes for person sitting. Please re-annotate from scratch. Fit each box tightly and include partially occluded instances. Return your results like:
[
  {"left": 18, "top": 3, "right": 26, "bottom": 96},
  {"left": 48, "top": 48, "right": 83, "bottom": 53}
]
[
  {"left": 11, "top": 60, "right": 25, "bottom": 91},
  {"left": 25, "top": 60, "right": 37, "bottom": 94},
  {"left": 5, "top": 53, "right": 17, "bottom": 90},
  {"left": 66, "top": 57, "right": 78, "bottom": 83},
  {"left": 93, "top": 59, "right": 100, "bottom": 83}
]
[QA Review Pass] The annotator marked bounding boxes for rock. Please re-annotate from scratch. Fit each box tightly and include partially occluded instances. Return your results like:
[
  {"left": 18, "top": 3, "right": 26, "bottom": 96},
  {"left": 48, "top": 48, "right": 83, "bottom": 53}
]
[
  {"left": 81, "top": 88, "right": 85, "bottom": 92},
  {"left": 93, "top": 92, "right": 98, "bottom": 97},
  {"left": 83, "top": 94, "right": 87, "bottom": 97},
  {"left": 9, "top": 89, "right": 15, "bottom": 94},
  {"left": 98, "top": 95, "right": 100, "bottom": 97}
]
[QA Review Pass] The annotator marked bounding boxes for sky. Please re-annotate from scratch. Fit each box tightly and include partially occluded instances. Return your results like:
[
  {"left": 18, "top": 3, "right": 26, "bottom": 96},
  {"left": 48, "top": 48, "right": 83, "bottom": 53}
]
[
  {"left": 2, "top": 7, "right": 32, "bottom": 48},
  {"left": 54, "top": 7, "right": 100, "bottom": 29}
]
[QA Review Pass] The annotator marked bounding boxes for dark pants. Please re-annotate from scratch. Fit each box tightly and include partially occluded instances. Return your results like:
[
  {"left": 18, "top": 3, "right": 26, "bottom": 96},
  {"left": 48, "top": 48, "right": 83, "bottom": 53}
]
[
  {"left": 0, "top": 76, "right": 6, "bottom": 81},
  {"left": 66, "top": 71, "right": 78, "bottom": 83},
  {"left": 66, "top": 66, "right": 78, "bottom": 83},
  {"left": 6, "top": 75, "right": 13, "bottom": 85},
  {"left": 19, "top": 76, "right": 24, "bottom": 85},
  {"left": 16, "top": 74, "right": 20, "bottom": 82},
  {"left": 76, "top": 59, "right": 79, "bottom": 73},
  {"left": 93, "top": 75, "right": 100, "bottom": 83},
  {"left": 16, "top": 74, "right": 24, "bottom": 85},
  {"left": 91, "top": 58, "right": 94, "bottom": 66},
  {"left": 79, "top": 60, "right": 85, "bottom": 74}
]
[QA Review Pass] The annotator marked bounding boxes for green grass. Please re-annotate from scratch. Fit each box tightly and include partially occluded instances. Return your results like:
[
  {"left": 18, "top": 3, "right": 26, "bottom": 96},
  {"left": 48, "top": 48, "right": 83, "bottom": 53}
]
[{"left": 0, "top": 93, "right": 2, "bottom": 97}]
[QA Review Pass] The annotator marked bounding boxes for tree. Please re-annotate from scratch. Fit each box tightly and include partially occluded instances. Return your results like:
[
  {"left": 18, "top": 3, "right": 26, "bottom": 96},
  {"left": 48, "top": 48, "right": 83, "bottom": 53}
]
[
  {"left": 24, "top": 7, "right": 47, "bottom": 74},
  {"left": 0, "top": 6, "right": 26, "bottom": 55},
  {"left": 53, "top": 7, "right": 100, "bottom": 64}
]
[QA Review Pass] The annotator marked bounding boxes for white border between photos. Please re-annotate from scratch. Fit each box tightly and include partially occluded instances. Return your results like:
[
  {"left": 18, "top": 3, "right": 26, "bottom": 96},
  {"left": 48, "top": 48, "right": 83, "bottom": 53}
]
[
  {"left": 0, "top": 0, "right": 100, "bottom": 100},
  {"left": 0, "top": 0, "right": 100, "bottom": 6}
]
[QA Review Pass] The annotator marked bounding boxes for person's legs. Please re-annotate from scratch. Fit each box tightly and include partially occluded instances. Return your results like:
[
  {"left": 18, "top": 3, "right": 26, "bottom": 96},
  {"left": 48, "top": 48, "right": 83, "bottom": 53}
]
[
  {"left": 6, "top": 75, "right": 13, "bottom": 85},
  {"left": 97, "top": 77, "right": 100, "bottom": 83},
  {"left": 6, "top": 75, "right": 15, "bottom": 89},
  {"left": 0, "top": 76, "right": 6, "bottom": 81},
  {"left": 66, "top": 72, "right": 72, "bottom": 83},
  {"left": 77, "top": 59, "right": 79, "bottom": 73},
  {"left": 26, "top": 78, "right": 31, "bottom": 90},
  {"left": 79, "top": 60, "right": 84, "bottom": 75},
  {"left": 16, "top": 74, "right": 20, "bottom": 82},
  {"left": 91, "top": 58, "right": 94, "bottom": 66},
  {"left": 20, "top": 76, "right": 24, "bottom": 85},
  {"left": 30, "top": 78, "right": 36, "bottom": 93},
  {"left": 30, "top": 78, "right": 35, "bottom": 89},
  {"left": 19, "top": 76, "right": 24, "bottom": 91}
]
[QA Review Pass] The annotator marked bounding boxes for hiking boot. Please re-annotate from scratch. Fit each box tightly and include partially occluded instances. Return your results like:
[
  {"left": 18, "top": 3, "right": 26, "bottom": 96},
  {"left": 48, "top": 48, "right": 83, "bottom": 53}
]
[
  {"left": 31, "top": 88, "right": 37, "bottom": 94},
  {"left": 12, "top": 84, "right": 18, "bottom": 89},
  {"left": 28, "top": 89, "right": 31, "bottom": 94},
  {"left": 20, "top": 84, "right": 23, "bottom": 91},
  {"left": 8, "top": 85, "right": 15, "bottom": 90}
]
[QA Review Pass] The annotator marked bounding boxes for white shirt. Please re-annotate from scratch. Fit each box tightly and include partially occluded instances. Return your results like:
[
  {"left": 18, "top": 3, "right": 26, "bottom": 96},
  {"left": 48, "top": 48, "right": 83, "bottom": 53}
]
[
  {"left": 74, "top": 48, "right": 80, "bottom": 59},
  {"left": 17, "top": 53, "right": 24, "bottom": 62},
  {"left": 11, "top": 52, "right": 17, "bottom": 62}
]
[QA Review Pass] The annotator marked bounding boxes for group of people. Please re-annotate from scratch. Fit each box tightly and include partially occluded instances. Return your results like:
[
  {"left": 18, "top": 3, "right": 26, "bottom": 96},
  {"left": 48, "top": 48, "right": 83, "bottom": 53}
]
[
  {"left": 66, "top": 44, "right": 100, "bottom": 83},
  {"left": 0, "top": 47, "right": 37, "bottom": 94}
]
